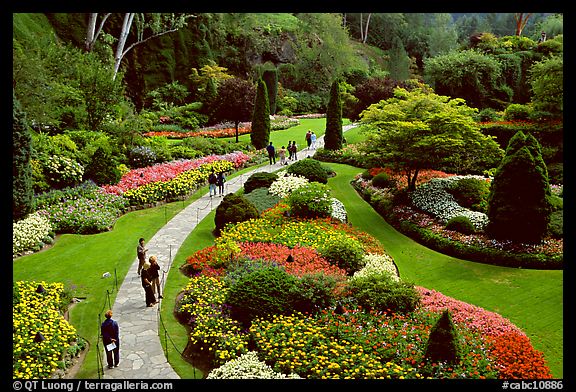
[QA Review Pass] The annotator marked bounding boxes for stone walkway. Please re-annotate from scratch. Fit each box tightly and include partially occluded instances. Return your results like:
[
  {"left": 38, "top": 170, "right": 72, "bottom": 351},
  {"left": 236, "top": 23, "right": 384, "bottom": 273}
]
[{"left": 102, "top": 125, "right": 356, "bottom": 379}]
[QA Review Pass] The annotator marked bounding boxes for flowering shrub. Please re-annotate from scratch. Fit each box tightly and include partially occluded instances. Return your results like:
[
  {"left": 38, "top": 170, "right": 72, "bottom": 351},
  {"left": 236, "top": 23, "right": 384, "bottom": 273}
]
[
  {"left": 43, "top": 155, "right": 84, "bottom": 188},
  {"left": 13, "top": 281, "right": 84, "bottom": 379},
  {"left": 330, "top": 198, "right": 347, "bottom": 222},
  {"left": 268, "top": 171, "right": 309, "bottom": 198},
  {"left": 286, "top": 182, "right": 332, "bottom": 219},
  {"left": 206, "top": 351, "right": 302, "bottom": 379},
  {"left": 410, "top": 176, "right": 489, "bottom": 231},
  {"left": 13, "top": 212, "right": 53, "bottom": 257},
  {"left": 143, "top": 127, "right": 251, "bottom": 139},
  {"left": 128, "top": 146, "right": 157, "bottom": 168},
  {"left": 353, "top": 253, "right": 399, "bottom": 282}
]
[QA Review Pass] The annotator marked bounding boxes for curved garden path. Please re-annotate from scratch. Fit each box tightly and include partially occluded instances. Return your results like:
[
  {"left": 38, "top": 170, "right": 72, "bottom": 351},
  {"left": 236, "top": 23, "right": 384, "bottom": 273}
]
[{"left": 102, "top": 125, "right": 356, "bottom": 379}]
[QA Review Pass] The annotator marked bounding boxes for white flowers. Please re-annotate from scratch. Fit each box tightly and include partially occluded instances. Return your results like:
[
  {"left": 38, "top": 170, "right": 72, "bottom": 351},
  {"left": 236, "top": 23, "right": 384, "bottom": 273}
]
[
  {"left": 206, "top": 351, "right": 301, "bottom": 379},
  {"left": 352, "top": 253, "right": 400, "bottom": 282},
  {"left": 410, "top": 176, "right": 489, "bottom": 231},
  {"left": 13, "top": 212, "right": 53, "bottom": 256},
  {"left": 268, "top": 171, "right": 309, "bottom": 199}
]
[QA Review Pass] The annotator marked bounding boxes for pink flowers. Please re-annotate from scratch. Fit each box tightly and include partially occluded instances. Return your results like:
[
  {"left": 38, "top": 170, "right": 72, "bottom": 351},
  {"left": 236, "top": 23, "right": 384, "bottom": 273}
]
[{"left": 102, "top": 152, "right": 251, "bottom": 195}]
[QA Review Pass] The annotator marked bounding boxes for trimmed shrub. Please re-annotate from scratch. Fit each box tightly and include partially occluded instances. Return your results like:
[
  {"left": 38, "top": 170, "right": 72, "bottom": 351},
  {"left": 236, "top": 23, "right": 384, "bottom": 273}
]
[
  {"left": 128, "top": 146, "right": 157, "bottom": 168},
  {"left": 446, "top": 177, "right": 490, "bottom": 213},
  {"left": 372, "top": 172, "right": 397, "bottom": 189},
  {"left": 347, "top": 272, "right": 421, "bottom": 314},
  {"left": 445, "top": 215, "right": 477, "bottom": 235},
  {"left": 84, "top": 147, "right": 121, "bottom": 186},
  {"left": 317, "top": 236, "right": 365, "bottom": 275},
  {"left": 243, "top": 187, "right": 281, "bottom": 214},
  {"left": 292, "top": 273, "right": 342, "bottom": 315},
  {"left": 286, "top": 158, "right": 328, "bottom": 184},
  {"left": 424, "top": 309, "right": 461, "bottom": 364},
  {"left": 226, "top": 265, "right": 299, "bottom": 326},
  {"left": 548, "top": 210, "right": 563, "bottom": 238},
  {"left": 244, "top": 172, "right": 278, "bottom": 194},
  {"left": 286, "top": 182, "right": 332, "bottom": 219},
  {"left": 214, "top": 194, "right": 260, "bottom": 236}
]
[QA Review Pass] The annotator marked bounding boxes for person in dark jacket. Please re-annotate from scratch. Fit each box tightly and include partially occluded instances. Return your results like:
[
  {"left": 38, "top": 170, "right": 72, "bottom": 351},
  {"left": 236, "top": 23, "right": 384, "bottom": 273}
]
[
  {"left": 101, "top": 310, "right": 120, "bottom": 369},
  {"left": 216, "top": 172, "right": 226, "bottom": 196},
  {"left": 266, "top": 142, "right": 276, "bottom": 165},
  {"left": 136, "top": 237, "right": 148, "bottom": 276},
  {"left": 148, "top": 255, "right": 162, "bottom": 299},
  {"left": 141, "top": 261, "right": 157, "bottom": 307}
]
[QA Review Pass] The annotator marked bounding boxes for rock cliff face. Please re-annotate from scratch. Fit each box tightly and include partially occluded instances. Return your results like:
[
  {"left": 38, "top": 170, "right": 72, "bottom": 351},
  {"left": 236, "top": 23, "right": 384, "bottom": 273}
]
[{"left": 245, "top": 32, "right": 298, "bottom": 67}]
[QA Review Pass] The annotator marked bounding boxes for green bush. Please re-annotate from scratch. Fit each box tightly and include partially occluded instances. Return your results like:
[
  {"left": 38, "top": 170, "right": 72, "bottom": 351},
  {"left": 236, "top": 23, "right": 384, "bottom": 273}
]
[
  {"left": 347, "top": 272, "right": 421, "bottom": 314},
  {"left": 292, "top": 273, "right": 342, "bottom": 315},
  {"left": 318, "top": 236, "right": 365, "bottom": 275},
  {"left": 447, "top": 177, "right": 490, "bottom": 213},
  {"left": 286, "top": 182, "right": 332, "bottom": 219},
  {"left": 424, "top": 309, "right": 461, "bottom": 365},
  {"left": 504, "top": 103, "right": 532, "bottom": 121},
  {"left": 243, "top": 187, "right": 281, "bottom": 214},
  {"left": 372, "top": 172, "right": 397, "bottom": 189},
  {"left": 226, "top": 265, "right": 299, "bottom": 326},
  {"left": 286, "top": 158, "right": 328, "bottom": 184},
  {"left": 84, "top": 147, "right": 121, "bottom": 186},
  {"left": 169, "top": 145, "right": 202, "bottom": 160},
  {"left": 128, "top": 146, "right": 157, "bottom": 168},
  {"left": 548, "top": 210, "right": 563, "bottom": 238},
  {"left": 214, "top": 194, "right": 260, "bottom": 236},
  {"left": 244, "top": 172, "right": 278, "bottom": 194},
  {"left": 445, "top": 216, "right": 477, "bottom": 235}
]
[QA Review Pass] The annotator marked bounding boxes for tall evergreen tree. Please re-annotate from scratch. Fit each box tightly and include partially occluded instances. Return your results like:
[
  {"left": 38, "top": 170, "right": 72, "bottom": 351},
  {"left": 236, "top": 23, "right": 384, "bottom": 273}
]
[
  {"left": 251, "top": 78, "right": 271, "bottom": 150},
  {"left": 486, "top": 131, "right": 552, "bottom": 243},
  {"left": 424, "top": 309, "right": 461, "bottom": 364},
  {"left": 324, "top": 78, "right": 343, "bottom": 150},
  {"left": 13, "top": 91, "right": 34, "bottom": 221},
  {"left": 262, "top": 68, "right": 278, "bottom": 115}
]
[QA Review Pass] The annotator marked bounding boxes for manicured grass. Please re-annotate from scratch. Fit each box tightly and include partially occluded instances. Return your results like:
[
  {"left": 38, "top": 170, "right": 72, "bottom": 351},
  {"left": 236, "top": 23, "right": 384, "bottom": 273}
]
[{"left": 326, "top": 162, "right": 563, "bottom": 379}]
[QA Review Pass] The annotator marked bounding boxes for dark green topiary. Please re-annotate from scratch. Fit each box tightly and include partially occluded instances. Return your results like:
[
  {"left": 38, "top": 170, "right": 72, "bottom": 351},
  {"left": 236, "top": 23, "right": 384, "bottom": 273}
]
[
  {"left": 262, "top": 68, "right": 278, "bottom": 115},
  {"left": 347, "top": 273, "right": 421, "bottom": 314},
  {"left": 318, "top": 236, "right": 365, "bottom": 275},
  {"left": 424, "top": 309, "right": 461, "bottom": 364},
  {"left": 447, "top": 177, "right": 490, "bottom": 213},
  {"left": 250, "top": 78, "right": 271, "bottom": 150},
  {"left": 486, "top": 131, "right": 553, "bottom": 243},
  {"left": 243, "top": 172, "right": 278, "bottom": 194},
  {"left": 214, "top": 194, "right": 259, "bottom": 236},
  {"left": 226, "top": 265, "right": 299, "bottom": 327},
  {"left": 445, "top": 215, "right": 476, "bottom": 235},
  {"left": 286, "top": 158, "right": 328, "bottom": 184},
  {"left": 13, "top": 91, "right": 34, "bottom": 221},
  {"left": 324, "top": 78, "right": 343, "bottom": 150}
]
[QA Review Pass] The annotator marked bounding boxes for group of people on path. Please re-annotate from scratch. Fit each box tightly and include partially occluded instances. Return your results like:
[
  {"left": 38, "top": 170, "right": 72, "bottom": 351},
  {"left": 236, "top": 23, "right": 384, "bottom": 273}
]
[
  {"left": 266, "top": 129, "right": 318, "bottom": 166},
  {"left": 208, "top": 170, "right": 226, "bottom": 197},
  {"left": 101, "top": 237, "right": 165, "bottom": 370}
]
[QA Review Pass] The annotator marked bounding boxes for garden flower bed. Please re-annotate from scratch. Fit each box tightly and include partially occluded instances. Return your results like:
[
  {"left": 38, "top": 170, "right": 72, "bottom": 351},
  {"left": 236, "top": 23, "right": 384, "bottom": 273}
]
[
  {"left": 13, "top": 281, "right": 86, "bottom": 379},
  {"left": 175, "top": 176, "right": 552, "bottom": 379}
]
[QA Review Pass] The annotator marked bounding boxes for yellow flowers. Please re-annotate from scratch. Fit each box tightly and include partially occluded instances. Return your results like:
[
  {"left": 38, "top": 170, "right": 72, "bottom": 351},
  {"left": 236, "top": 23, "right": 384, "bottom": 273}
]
[{"left": 13, "top": 281, "right": 82, "bottom": 379}]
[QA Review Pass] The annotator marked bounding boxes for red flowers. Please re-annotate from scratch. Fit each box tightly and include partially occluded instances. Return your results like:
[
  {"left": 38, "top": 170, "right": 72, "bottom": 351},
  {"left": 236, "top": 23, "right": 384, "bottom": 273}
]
[{"left": 487, "top": 333, "right": 553, "bottom": 379}]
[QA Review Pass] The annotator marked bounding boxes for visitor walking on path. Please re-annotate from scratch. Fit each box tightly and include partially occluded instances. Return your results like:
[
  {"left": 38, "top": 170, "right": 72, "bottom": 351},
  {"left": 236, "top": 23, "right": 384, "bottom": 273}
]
[
  {"left": 140, "top": 261, "right": 157, "bottom": 307},
  {"left": 289, "top": 141, "right": 298, "bottom": 160},
  {"left": 305, "top": 130, "right": 312, "bottom": 149},
  {"left": 279, "top": 146, "right": 287, "bottom": 166},
  {"left": 101, "top": 310, "right": 120, "bottom": 369},
  {"left": 208, "top": 170, "right": 217, "bottom": 197},
  {"left": 266, "top": 142, "right": 276, "bottom": 165},
  {"left": 148, "top": 255, "right": 162, "bottom": 299},
  {"left": 217, "top": 172, "right": 226, "bottom": 196},
  {"left": 310, "top": 131, "right": 317, "bottom": 149},
  {"left": 136, "top": 238, "right": 148, "bottom": 276}
]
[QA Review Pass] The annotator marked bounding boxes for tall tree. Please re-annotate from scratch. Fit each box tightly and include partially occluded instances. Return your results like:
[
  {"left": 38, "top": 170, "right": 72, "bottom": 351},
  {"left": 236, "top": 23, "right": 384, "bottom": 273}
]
[
  {"left": 85, "top": 13, "right": 111, "bottom": 52},
  {"left": 359, "top": 86, "right": 504, "bottom": 190},
  {"left": 13, "top": 91, "right": 34, "bottom": 221},
  {"left": 514, "top": 13, "right": 533, "bottom": 36},
  {"left": 486, "top": 131, "right": 552, "bottom": 243},
  {"left": 262, "top": 68, "right": 278, "bottom": 115},
  {"left": 324, "top": 78, "right": 343, "bottom": 150},
  {"left": 251, "top": 78, "right": 271, "bottom": 150},
  {"left": 112, "top": 13, "right": 192, "bottom": 80},
  {"left": 387, "top": 36, "right": 411, "bottom": 81},
  {"left": 359, "top": 13, "right": 372, "bottom": 44},
  {"left": 210, "top": 77, "right": 256, "bottom": 143}
]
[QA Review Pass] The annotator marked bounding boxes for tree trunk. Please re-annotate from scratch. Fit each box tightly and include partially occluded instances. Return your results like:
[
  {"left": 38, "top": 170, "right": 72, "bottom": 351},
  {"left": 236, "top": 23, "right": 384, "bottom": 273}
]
[
  {"left": 85, "top": 13, "right": 111, "bottom": 52},
  {"left": 363, "top": 13, "right": 372, "bottom": 44},
  {"left": 113, "top": 13, "right": 135, "bottom": 81},
  {"left": 359, "top": 13, "right": 364, "bottom": 42},
  {"left": 514, "top": 13, "right": 532, "bottom": 36}
]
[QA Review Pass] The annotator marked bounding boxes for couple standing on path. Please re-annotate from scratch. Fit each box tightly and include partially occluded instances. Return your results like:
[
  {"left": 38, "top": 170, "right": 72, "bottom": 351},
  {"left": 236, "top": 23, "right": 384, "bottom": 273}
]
[
  {"left": 208, "top": 170, "right": 226, "bottom": 197},
  {"left": 137, "top": 238, "right": 163, "bottom": 306}
]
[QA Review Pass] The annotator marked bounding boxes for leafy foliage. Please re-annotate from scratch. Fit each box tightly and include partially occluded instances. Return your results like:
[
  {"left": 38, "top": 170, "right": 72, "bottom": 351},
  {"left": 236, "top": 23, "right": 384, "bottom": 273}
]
[
  {"left": 250, "top": 79, "right": 271, "bottom": 149},
  {"left": 324, "top": 79, "right": 343, "bottom": 150},
  {"left": 214, "top": 193, "right": 260, "bottom": 236}
]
